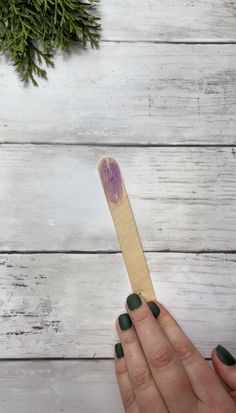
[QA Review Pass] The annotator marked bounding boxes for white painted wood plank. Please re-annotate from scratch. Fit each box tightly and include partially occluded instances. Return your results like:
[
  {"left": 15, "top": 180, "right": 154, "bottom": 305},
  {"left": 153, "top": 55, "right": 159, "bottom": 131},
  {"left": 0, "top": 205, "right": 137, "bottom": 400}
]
[
  {"left": 0, "top": 253, "right": 235, "bottom": 358},
  {"left": 101, "top": 0, "right": 236, "bottom": 41},
  {"left": 0, "top": 145, "right": 236, "bottom": 251},
  {"left": 0, "top": 44, "right": 236, "bottom": 144},
  {"left": 0, "top": 360, "right": 216, "bottom": 413},
  {"left": 0, "top": 360, "right": 215, "bottom": 413},
  {"left": 0, "top": 360, "right": 123, "bottom": 413}
]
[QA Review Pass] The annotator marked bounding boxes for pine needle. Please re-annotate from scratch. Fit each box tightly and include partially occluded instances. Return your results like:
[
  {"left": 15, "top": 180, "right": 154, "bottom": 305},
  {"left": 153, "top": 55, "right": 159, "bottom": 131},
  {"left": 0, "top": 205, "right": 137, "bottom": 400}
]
[{"left": 0, "top": 0, "right": 101, "bottom": 85}]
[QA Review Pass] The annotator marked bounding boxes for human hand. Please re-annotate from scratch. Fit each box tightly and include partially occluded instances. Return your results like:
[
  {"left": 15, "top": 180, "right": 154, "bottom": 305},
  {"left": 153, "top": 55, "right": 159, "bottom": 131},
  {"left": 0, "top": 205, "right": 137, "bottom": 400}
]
[{"left": 114, "top": 293, "right": 236, "bottom": 413}]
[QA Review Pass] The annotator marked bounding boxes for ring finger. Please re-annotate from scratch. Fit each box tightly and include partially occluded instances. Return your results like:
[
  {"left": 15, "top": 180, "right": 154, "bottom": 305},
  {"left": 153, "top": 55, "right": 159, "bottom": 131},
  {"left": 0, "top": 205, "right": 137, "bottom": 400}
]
[{"left": 115, "top": 346, "right": 140, "bottom": 413}]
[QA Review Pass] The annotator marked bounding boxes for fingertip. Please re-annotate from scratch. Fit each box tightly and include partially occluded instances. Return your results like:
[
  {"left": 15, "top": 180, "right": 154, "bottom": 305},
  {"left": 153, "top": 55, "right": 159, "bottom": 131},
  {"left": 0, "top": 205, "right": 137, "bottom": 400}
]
[
  {"left": 153, "top": 300, "right": 168, "bottom": 314},
  {"left": 211, "top": 347, "right": 219, "bottom": 369},
  {"left": 125, "top": 293, "right": 162, "bottom": 320},
  {"left": 115, "top": 318, "right": 119, "bottom": 331},
  {"left": 211, "top": 345, "right": 236, "bottom": 392},
  {"left": 215, "top": 345, "right": 236, "bottom": 367},
  {"left": 211, "top": 346, "right": 217, "bottom": 359},
  {"left": 115, "top": 342, "right": 124, "bottom": 359},
  {"left": 147, "top": 301, "right": 161, "bottom": 318}
]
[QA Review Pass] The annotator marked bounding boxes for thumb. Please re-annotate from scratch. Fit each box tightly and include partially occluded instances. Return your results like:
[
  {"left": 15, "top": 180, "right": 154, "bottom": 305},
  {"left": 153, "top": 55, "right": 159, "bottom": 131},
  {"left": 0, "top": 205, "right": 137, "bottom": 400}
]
[{"left": 212, "top": 345, "right": 236, "bottom": 400}]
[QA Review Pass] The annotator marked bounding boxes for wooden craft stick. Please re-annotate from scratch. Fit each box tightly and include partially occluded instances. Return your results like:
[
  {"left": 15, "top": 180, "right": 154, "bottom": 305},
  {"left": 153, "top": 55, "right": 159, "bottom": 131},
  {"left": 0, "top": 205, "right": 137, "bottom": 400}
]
[{"left": 98, "top": 157, "right": 156, "bottom": 301}]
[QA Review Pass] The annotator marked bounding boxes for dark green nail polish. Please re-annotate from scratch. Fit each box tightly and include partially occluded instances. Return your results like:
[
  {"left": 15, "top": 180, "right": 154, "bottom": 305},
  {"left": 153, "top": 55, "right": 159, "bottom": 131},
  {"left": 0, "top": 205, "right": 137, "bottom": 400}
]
[
  {"left": 115, "top": 343, "right": 124, "bottom": 359},
  {"left": 148, "top": 302, "right": 161, "bottom": 318},
  {"left": 127, "top": 293, "right": 142, "bottom": 310},
  {"left": 216, "top": 345, "right": 235, "bottom": 366},
  {"left": 119, "top": 313, "right": 132, "bottom": 330}
]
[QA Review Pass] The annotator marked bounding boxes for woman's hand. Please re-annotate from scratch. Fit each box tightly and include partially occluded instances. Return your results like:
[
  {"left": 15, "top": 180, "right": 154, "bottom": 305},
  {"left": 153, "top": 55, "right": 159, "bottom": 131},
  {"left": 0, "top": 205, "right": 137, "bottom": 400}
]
[{"left": 114, "top": 293, "right": 236, "bottom": 413}]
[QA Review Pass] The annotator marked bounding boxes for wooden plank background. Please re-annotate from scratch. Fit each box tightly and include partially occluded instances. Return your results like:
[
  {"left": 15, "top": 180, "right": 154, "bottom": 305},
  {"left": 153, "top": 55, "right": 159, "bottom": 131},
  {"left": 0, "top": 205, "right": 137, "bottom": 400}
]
[
  {"left": 0, "top": 359, "right": 214, "bottom": 413},
  {"left": 0, "top": 360, "right": 214, "bottom": 413},
  {"left": 1, "top": 44, "right": 236, "bottom": 144},
  {"left": 0, "top": 0, "right": 236, "bottom": 410},
  {"left": 0, "top": 253, "right": 235, "bottom": 358},
  {"left": 0, "top": 360, "right": 123, "bottom": 413},
  {"left": 0, "top": 146, "right": 235, "bottom": 252},
  {"left": 101, "top": 0, "right": 236, "bottom": 41}
]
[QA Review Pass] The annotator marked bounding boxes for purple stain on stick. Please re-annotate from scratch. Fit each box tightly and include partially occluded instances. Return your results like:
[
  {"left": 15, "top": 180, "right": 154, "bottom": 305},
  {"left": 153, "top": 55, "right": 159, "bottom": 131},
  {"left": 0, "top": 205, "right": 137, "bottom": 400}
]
[{"left": 100, "top": 158, "right": 123, "bottom": 203}]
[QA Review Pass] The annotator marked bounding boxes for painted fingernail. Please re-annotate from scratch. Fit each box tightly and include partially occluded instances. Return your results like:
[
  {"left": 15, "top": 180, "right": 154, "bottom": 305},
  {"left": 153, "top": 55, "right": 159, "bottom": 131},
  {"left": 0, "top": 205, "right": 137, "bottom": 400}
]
[
  {"left": 115, "top": 343, "right": 124, "bottom": 359},
  {"left": 119, "top": 313, "right": 132, "bottom": 330},
  {"left": 216, "top": 345, "right": 235, "bottom": 366},
  {"left": 127, "top": 293, "right": 142, "bottom": 310},
  {"left": 148, "top": 302, "right": 160, "bottom": 318}
]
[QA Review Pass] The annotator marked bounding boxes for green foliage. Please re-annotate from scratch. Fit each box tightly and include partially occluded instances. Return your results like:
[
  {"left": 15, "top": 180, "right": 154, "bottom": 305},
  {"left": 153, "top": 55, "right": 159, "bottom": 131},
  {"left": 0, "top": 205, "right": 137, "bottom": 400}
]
[{"left": 0, "top": 0, "right": 100, "bottom": 85}]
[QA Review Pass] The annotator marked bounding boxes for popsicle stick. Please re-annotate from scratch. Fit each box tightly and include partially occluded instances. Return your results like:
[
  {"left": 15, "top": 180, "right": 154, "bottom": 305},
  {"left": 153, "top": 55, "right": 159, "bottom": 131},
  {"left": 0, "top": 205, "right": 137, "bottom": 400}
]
[{"left": 98, "top": 157, "right": 156, "bottom": 301}]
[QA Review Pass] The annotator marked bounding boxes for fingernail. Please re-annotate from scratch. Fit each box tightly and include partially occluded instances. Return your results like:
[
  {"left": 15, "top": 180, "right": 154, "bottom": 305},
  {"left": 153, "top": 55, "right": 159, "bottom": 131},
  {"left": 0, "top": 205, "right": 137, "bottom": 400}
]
[
  {"left": 148, "top": 302, "right": 160, "bottom": 318},
  {"left": 127, "top": 293, "right": 142, "bottom": 310},
  {"left": 119, "top": 313, "right": 132, "bottom": 330},
  {"left": 115, "top": 343, "right": 124, "bottom": 359},
  {"left": 216, "top": 345, "right": 235, "bottom": 366}
]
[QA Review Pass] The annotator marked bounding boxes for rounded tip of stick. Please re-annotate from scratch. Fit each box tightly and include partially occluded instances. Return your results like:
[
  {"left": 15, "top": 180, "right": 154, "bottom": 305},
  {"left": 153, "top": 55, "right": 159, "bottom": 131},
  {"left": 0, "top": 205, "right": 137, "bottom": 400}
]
[
  {"left": 98, "top": 157, "right": 118, "bottom": 171},
  {"left": 98, "top": 158, "right": 123, "bottom": 203}
]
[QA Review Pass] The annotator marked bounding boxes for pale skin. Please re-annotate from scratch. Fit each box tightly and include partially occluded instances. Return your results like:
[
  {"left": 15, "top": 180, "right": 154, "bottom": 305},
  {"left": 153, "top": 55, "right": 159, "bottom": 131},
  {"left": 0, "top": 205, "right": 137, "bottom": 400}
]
[{"left": 114, "top": 295, "right": 236, "bottom": 413}]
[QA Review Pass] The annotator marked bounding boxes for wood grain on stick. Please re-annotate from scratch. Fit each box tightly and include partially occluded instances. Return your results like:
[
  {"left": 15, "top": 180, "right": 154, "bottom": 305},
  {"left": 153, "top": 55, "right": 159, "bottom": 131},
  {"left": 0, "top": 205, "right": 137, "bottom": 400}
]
[{"left": 98, "top": 158, "right": 156, "bottom": 301}]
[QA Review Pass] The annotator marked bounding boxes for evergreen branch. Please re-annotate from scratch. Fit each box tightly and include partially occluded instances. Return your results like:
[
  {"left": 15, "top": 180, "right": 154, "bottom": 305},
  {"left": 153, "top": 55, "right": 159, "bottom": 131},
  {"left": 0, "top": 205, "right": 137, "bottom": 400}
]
[{"left": 0, "top": 0, "right": 101, "bottom": 85}]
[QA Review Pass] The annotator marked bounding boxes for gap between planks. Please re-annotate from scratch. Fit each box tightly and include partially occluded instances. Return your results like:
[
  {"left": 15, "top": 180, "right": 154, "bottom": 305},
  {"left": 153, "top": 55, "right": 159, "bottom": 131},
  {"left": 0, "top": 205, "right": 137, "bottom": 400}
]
[
  {"left": 1, "top": 250, "right": 236, "bottom": 254},
  {"left": 101, "top": 40, "right": 236, "bottom": 45},
  {"left": 0, "top": 143, "right": 236, "bottom": 148},
  {"left": 0, "top": 357, "right": 212, "bottom": 361}
]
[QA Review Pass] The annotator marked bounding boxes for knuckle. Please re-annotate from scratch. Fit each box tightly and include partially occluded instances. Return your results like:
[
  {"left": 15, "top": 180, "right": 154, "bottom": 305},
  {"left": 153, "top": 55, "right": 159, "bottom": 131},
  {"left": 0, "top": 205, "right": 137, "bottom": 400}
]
[
  {"left": 116, "top": 362, "right": 127, "bottom": 377},
  {"left": 193, "top": 361, "right": 210, "bottom": 383},
  {"left": 159, "top": 315, "right": 174, "bottom": 330},
  {"left": 123, "top": 332, "right": 137, "bottom": 346},
  {"left": 174, "top": 341, "right": 195, "bottom": 362},
  {"left": 132, "top": 308, "right": 150, "bottom": 326},
  {"left": 132, "top": 366, "right": 152, "bottom": 390},
  {"left": 206, "top": 397, "right": 218, "bottom": 409},
  {"left": 122, "top": 387, "right": 135, "bottom": 409},
  {"left": 149, "top": 344, "right": 174, "bottom": 369},
  {"left": 200, "top": 397, "right": 230, "bottom": 412},
  {"left": 124, "top": 347, "right": 135, "bottom": 362}
]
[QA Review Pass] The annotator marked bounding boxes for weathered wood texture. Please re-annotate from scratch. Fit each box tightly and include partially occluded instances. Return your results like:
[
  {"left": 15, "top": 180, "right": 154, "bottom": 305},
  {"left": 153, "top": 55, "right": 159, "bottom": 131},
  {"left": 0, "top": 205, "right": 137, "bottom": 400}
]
[
  {"left": 0, "top": 359, "right": 215, "bottom": 413},
  {"left": 101, "top": 0, "right": 236, "bottom": 41},
  {"left": 0, "top": 44, "right": 236, "bottom": 145},
  {"left": 0, "top": 145, "right": 236, "bottom": 252},
  {"left": 0, "top": 253, "right": 235, "bottom": 358},
  {"left": 1, "top": 0, "right": 235, "bottom": 409},
  {"left": 0, "top": 360, "right": 123, "bottom": 413}
]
